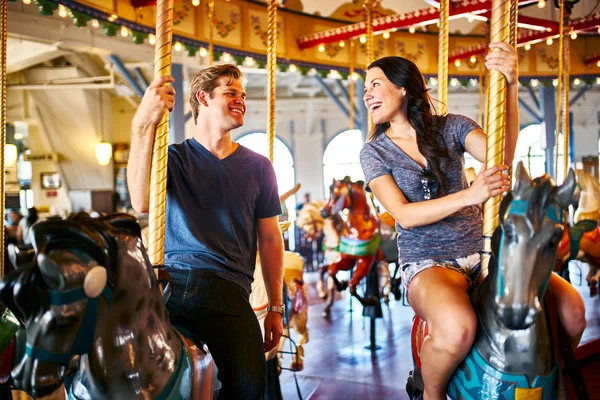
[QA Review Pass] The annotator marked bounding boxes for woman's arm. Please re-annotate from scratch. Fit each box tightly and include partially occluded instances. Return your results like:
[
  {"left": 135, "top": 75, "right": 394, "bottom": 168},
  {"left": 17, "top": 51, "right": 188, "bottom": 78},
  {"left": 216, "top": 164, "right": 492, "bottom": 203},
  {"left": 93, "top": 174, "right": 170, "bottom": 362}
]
[
  {"left": 464, "top": 42, "right": 519, "bottom": 165},
  {"left": 369, "top": 165, "right": 508, "bottom": 229}
]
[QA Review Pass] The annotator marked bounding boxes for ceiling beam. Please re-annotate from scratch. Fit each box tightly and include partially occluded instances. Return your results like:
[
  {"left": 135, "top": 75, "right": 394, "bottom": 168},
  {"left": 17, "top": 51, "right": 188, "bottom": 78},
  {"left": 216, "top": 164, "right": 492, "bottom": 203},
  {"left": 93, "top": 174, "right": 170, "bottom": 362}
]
[
  {"left": 296, "top": 0, "right": 538, "bottom": 50},
  {"left": 7, "top": 41, "right": 67, "bottom": 74}
]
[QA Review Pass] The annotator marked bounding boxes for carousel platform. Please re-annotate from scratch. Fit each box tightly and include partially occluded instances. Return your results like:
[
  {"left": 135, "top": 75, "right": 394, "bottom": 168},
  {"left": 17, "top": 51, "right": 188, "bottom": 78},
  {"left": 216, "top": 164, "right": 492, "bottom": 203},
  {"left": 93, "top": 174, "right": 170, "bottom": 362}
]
[{"left": 279, "top": 263, "right": 600, "bottom": 400}]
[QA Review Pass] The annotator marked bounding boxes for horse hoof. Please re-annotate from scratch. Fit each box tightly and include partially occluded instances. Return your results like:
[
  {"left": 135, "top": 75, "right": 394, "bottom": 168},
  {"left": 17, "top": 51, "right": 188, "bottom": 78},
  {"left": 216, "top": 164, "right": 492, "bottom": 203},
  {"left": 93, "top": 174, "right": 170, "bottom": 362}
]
[
  {"left": 290, "top": 361, "right": 303, "bottom": 372},
  {"left": 322, "top": 309, "right": 330, "bottom": 318},
  {"left": 336, "top": 280, "right": 348, "bottom": 291},
  {"left": 591, "top": 285, "right": 598, "bottom": 297}
]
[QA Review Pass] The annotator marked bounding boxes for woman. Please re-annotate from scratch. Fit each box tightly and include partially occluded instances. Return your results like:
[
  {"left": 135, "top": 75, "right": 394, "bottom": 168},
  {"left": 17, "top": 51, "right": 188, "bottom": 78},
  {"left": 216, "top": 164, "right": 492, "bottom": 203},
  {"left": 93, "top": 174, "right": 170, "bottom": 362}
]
[
  {"left": 360, "top": 42, "right": 586, "bottom": 400},
  {"left": 17, "top": 207, "right": 38, "bottom": 246}
]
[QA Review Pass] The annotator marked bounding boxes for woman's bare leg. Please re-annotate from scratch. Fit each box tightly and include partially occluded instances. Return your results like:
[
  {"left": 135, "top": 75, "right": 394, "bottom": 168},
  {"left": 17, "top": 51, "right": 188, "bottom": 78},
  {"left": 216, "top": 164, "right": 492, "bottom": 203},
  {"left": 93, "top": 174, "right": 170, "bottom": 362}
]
[
  {"left": 547, "top": 272, "right": 587, "bottom": 349},
  {"left": 408, "top": 268, "right": 477, "bottom": 400}
]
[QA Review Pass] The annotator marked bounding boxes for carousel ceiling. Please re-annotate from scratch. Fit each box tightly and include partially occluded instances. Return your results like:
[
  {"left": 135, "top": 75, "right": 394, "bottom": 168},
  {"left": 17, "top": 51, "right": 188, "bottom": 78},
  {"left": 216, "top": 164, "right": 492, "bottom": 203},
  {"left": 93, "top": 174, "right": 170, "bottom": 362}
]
[{"left": 5, "top": 0, "right": 600, "bottom": 106}]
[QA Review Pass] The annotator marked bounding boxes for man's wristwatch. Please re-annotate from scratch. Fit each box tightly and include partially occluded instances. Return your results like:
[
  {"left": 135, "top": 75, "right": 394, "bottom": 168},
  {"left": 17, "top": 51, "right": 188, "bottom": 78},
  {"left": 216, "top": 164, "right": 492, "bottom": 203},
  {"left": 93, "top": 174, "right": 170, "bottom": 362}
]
[{"left": 267, "top": 305, "right": 285, "bottom": 316}]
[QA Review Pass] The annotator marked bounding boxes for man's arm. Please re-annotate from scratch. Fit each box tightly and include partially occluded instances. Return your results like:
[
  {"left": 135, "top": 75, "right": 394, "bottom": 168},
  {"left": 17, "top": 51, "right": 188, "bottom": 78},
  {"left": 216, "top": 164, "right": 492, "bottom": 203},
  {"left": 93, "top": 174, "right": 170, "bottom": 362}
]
[
  {"left": 257, "top": 216, "right": 284, "bottom": 352},
  {"left": 127, "top": 76, "right": 175, "bottom": 213}
]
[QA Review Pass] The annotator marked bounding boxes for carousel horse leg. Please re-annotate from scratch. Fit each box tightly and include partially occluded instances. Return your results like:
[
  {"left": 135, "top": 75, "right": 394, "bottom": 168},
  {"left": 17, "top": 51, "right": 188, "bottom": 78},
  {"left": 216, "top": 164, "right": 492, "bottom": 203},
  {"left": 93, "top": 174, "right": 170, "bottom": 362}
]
[
  {"left": 289, "top": 310, "right": 308, "bottom": 371},
  {"left": 316, "top": 264, "right": 329, "bottom": 299},
  {"left": 323, "top": 257, "right": 355, "bottom": 317},
  {"left": 349, "top": 256, "right": 379, "bottom": 306}
]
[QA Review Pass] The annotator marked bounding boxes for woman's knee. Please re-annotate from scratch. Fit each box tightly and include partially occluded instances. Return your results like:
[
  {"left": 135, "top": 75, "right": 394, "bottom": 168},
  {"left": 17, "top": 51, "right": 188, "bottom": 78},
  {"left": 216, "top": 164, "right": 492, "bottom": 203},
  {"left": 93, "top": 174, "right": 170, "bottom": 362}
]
[
  {"left": 429, "top": 309, "right": 477, "bottom": 356},
  {"left": 549, "top": 273, "right": 587, "bottom": 336}
]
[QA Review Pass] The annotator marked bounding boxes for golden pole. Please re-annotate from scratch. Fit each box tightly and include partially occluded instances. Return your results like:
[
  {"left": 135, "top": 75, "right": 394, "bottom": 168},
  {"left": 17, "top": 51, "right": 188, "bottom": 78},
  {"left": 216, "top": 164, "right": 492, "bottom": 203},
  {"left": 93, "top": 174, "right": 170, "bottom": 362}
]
[
  {"left": 266, "top": 0, "right": 277, "bottom": 163},
  {"left": 208, "top": 0, "right": 215, "bottom": 66},
  {"left": 0, "top": 0, "right": 6, "bottom": 276},
  {"left": 364, "top": 0, "right": 377, "bottom": 134},
  {"left": 148, "top": 0, "right": 174, "bottom": 266},
  {"left": 509, "top": 0, "right": 519, "bottom": 47},
  {"left": 478, "top": 68, "right": 484, "bottom": 128},
  {"left": 349, "top": 39, "right": 355, "bottom": 131},
  {"left": 555, "top": 0, "right": 571, "bottom": 182},
  {"left": 438, "top": 0, "right": 449, "bottom": 115},
  {"left": 482, "top": 0, "right": 511, "bottom": 256}
]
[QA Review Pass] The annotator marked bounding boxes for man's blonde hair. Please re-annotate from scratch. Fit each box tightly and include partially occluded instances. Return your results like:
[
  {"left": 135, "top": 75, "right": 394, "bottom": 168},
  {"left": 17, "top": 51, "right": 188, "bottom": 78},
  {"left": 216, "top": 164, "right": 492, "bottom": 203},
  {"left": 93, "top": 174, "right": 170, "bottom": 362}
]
[{"left": 189, "top": 64, "right": 243, "bottom": 124}]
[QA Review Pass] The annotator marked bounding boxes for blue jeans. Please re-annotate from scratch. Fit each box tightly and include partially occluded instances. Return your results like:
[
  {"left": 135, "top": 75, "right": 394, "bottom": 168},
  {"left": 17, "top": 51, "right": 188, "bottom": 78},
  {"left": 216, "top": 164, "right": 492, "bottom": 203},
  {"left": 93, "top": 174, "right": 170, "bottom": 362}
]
[{"left": 165, "top": 268, "right": 266, "bottom": 400}]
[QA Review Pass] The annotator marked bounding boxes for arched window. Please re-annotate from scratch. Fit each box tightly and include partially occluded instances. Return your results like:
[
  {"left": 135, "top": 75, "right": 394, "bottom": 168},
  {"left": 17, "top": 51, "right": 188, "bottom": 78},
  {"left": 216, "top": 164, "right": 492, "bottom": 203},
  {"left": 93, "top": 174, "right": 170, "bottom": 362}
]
[
  {"left": 464, "top": 124, "right": 559, "bottom": 181},
  {"left": 236, "top": 132, "right": 297, "bottom": 219},
  {"left": 323, "top": 129, "right": 364, "bottom": 196}
]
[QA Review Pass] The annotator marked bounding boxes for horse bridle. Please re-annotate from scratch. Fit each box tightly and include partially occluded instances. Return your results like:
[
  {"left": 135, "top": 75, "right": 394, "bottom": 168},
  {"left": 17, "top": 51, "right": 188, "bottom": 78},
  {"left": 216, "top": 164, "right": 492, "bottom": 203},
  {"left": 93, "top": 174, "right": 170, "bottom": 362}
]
[{"left": 25, "top": 280, "right": 113, "bottom": 366}]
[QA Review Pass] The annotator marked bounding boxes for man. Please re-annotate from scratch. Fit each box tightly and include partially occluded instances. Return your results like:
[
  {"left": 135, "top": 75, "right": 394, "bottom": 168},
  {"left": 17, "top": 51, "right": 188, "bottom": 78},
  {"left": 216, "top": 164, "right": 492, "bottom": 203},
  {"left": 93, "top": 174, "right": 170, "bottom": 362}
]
[
  {"left": 295, "top": 192, "right": 311, "bottom": 211},
  {"left": 127, "top": 64, "right": 284, "bottom": 399}
]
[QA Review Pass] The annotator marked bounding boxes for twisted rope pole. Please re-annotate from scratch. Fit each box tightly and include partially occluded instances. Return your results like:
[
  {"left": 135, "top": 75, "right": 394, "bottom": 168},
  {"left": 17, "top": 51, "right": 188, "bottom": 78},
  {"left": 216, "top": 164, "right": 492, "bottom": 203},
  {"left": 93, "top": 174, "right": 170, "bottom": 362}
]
[
  {"left": 266, "top": 0, "right": 277, "bottom": 163},
  {"left": 0, "top": 0, "right": 6, "bottom": 276},
  {"left": 555, "top": 0, "right": 571, "bottom": 182},
  {"left": 148, "top": 0, "right": 173, "bottom": 266},
  {"left": 364, "top": 0, "right": 377, "bottom": 134},
  {"left": 438, "top": 0, "right": 449, "bottom": 115},
  {"left": 349, "top": 39, "right": 355, "bottom": 131},
  {"left": 482, "top": 0, "right": 511, "bottom": 256},
  {"left": 209, "top": 0, "right": 215, "bottom": 66}
]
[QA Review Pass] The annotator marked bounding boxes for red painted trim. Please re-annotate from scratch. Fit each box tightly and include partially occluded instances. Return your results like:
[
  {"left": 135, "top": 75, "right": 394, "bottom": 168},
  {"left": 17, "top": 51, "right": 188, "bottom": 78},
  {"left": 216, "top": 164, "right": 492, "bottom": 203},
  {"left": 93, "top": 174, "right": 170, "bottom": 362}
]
[{"left": 575, "top": 338, "right": 600, "bottom": 360}]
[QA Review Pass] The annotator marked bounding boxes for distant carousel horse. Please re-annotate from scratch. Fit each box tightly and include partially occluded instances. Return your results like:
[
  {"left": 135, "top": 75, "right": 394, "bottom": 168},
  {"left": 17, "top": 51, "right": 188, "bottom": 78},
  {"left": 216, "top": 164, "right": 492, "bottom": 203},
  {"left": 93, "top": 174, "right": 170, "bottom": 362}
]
[
  {"left": 0, "top": 214, "right": 214, "bottom": 399},
  {"left": 319, "top": 177, "right": 384, "bottom": 317},
  {"left": 408, "top": 163, "right": 577, "bottom": 399}
]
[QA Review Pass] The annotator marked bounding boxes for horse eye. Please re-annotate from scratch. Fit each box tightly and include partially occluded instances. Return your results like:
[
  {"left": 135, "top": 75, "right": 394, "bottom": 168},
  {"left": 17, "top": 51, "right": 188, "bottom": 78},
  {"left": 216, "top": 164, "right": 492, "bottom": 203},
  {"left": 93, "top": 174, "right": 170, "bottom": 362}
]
[{"left": 504, "top": 223, "right": 518, "bottom": 243}]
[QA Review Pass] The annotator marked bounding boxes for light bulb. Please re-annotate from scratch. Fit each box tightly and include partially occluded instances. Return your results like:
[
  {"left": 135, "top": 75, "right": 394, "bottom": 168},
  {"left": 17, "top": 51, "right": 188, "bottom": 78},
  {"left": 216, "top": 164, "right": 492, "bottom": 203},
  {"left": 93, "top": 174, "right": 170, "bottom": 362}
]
[
  {"left": 339, "top": 40, "right": 345, "bottom": 48},
  {"left": 553, "top": 79, "right": 558, "bottom": 87},
  {"left": 58, "top": 5, "right": 68, "bottom": 18},
  {"left": 574, "top": 78, "right": 581, "bottom": 86},
  {"left": 546, "top": 37, "right": 553, "bottom": 45},
  {"left": 318, "top": 44, "right": 325, "bottom": 52},
  {"left": 120, "top": 26, "right": 129, "bottom": 37},
  {"left": 359, "top": 35, "right": 367, "bottom": 44},
  {"left": 22, "top": 0, "right": 32, "bottom": 4},
  {"left": 174, "top": 42, "right": 183, "bottom": 52},
  {"left": 288, "top": 64, "right": 297, "bottom": 73},
  {"left": 192, "top": 0, "right": 200, "bottom": 5},
  {"left": 455, "top": 59, "right": 461, "bottom": 67},
  {"left": 470, "top": 55, "right": 477, "bottom": 63},
  {"left": 222, "top": 52, "right": 231, "bottom": 62},
  {"left": 538, "top": 0, "right": 546, "bottom": 8},
  {"left": 199, "top": 47, "right": 208, "bottom": 57},
  {"left": 148, "top": 34, "right": 156, "bottom": 45},
  {"left": 570, "top": 31, "right": 577, "bottom": 40},
  {"left": 524, "top": 43, "right": 531, "bottom": 51},
  {"left": 409, "top": 26, "right": 416, "bottom": 34},
  {"left": 382, "top": 31, "right": 390, "bottom": 39},
  {"left": 530, "top": 79, "right": 539, "bottom": 87},
  {"left": 91, "top": 19, "right": 100, "bottom": 28}
]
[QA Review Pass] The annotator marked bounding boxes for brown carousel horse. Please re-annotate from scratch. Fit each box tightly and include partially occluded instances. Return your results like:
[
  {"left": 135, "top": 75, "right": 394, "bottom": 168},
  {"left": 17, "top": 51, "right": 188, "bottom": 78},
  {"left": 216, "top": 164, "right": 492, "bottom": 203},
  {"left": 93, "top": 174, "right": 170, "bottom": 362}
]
[
  {"left": 319, "top": 177, "right": 383, "bottom": 317},
  {"left": 0, "top": 214, "right": 214, "bottom": 399},
  {"left": 556, "top": 170, "right": 600, "bottom": 296}
]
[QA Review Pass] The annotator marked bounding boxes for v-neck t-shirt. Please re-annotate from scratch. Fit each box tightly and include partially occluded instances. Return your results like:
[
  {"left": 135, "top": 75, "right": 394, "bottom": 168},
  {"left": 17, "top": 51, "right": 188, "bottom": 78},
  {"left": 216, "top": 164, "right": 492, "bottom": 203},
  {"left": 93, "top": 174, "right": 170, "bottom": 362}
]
[
  {"left": 359, "top": 113, "right": 483, "bottom": 265},
  {"left": 164, "top": 138, "right": 281, "bottom": 294}
]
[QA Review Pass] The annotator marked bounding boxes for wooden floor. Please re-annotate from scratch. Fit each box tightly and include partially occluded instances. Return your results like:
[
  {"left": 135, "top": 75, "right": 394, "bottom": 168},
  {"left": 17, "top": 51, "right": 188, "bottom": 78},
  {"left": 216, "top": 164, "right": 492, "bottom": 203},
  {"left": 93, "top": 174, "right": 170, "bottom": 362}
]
[{"left": 279, "top": 263, "right": 600, "bottom": 400}]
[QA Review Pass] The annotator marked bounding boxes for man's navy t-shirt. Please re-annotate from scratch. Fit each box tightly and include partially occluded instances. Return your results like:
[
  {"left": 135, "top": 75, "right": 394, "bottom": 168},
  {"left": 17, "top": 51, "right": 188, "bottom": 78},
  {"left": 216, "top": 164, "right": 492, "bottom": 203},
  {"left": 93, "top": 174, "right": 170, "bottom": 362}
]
[{"left": 164, "top": 138, "right": 282, "bottom": 294}]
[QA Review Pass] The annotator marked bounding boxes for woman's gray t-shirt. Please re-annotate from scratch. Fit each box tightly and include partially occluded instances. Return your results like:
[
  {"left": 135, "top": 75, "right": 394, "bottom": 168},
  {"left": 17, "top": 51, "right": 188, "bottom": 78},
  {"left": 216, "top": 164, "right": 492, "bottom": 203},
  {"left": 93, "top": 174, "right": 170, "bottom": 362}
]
[{"left": 359, "top": 113, "right": 483, "bottom": 265}]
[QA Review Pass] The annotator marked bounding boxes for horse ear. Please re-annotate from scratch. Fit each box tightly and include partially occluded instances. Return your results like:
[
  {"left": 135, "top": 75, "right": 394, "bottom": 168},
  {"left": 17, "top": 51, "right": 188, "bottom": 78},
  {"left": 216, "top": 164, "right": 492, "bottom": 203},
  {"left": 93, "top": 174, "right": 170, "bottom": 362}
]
[
  {"left": 556, "top": 168, "right": 577, "bottom": 209},
  {"left": 513, "top": 161, "right": 532, "bottom": 195}
]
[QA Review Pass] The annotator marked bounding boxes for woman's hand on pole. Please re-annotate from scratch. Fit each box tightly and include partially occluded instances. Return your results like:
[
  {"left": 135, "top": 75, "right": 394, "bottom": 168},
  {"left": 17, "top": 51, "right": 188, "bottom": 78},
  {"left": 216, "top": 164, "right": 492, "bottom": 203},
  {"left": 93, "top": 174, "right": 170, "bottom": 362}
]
[{"left": 486, "top": 42, "right": 518, "bottom": 86}]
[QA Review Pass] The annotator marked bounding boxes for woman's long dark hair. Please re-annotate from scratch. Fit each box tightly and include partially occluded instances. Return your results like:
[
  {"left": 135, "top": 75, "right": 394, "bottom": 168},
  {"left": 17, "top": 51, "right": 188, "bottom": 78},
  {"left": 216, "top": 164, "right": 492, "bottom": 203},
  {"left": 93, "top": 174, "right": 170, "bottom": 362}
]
[
  {"left": 26, "top": 207, "right": 38, "bottom": 226},
  {"left": 367, "top": 56, "right": 449, "bottom": 193}
]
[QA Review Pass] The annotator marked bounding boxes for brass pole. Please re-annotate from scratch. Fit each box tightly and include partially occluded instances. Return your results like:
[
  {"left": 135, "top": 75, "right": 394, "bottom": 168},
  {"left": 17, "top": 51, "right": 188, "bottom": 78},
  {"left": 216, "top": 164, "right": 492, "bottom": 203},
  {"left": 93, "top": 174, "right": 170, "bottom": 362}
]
[
  {"left": 266, "top": 0, "right": 277, "bottom": 163},
  {"left": 555, "top": 0, "right": 571, "bottom": 182},
  {"left": 209, "top": 0, "right": 215, "bottom": 66},
  {"left": 349, "top": 39, "right": 355, "bottom": 131},
  {"left": 438, "top": 0, "right": 449, "bottom": 115},
  {"left": 364, "top": 0, "right": 377, "bottom": 134},
  {"left": 0, "top": 0, "right": 6, "bottom": 276},
  {"left": 148, "top": 0, "right": 174, "bottom": 266},
  {"left": 482, "top": 0, "right": 511, "bottom": 256}
]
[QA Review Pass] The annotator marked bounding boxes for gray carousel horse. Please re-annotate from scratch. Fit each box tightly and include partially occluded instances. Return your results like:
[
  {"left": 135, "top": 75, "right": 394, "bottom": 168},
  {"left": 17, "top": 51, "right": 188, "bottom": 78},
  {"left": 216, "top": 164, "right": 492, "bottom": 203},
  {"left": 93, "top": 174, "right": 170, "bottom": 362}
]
[
  {"left": 409, "top": 162, "right": 579, "bottom": 399},
  {"left": 0, "top": 214, "right": 214, "bottom": 399}
]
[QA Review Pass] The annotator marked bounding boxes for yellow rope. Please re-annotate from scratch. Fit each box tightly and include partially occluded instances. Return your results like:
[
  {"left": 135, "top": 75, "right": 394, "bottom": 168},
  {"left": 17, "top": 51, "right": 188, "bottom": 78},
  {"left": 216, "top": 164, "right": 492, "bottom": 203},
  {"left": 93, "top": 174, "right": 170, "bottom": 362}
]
[
  {"left": 349, "top": 40, "right": 355, "bottom": 131},
  {"left": 438, "top": 0, "right": 449, "bottom": 115},
  {"left": 482, "top": 0, "right": 511, "bottom": 255},
  {"left": 478, "top": 67, "right": 484, "bottom": 128},
  {"left": 148, "top": 0, "right": 174, "bottom": 266},
  {"left": 209, "top": 0, "right": 215, "bottom": 66},
  {"left": 509, "top": 0, "right": 519, "bottom": 47},
  {"left": 266, "top": 0, "right": 277, "bottom": 163},
  {"left": 0, "top": 0, "right": 6, "bottom": 276},
  {"left": 364, "top": 0, "right": 377, "bottom": 134}
]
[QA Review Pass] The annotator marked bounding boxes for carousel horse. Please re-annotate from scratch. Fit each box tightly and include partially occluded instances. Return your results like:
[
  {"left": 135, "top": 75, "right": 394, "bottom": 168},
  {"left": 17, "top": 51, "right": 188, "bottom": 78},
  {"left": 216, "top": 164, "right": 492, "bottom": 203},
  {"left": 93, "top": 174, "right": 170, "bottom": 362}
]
[
  {"left": 0, "top": 214, "right": 214, "bottom": 399},
  {"left": 555, "top": 170, "right": 600, "bottom": 296},
  {"left": 319, "top": 177, "right": 383, "bottom": 317},
  {"left": 252, "top": 248, "right": 308, "bottom": 372},
  {"left": 296, "top": 200, "right": 394, "bottom": 305},
  {"left": 408, "top": 162, "right": 577, "bottom": 399}
]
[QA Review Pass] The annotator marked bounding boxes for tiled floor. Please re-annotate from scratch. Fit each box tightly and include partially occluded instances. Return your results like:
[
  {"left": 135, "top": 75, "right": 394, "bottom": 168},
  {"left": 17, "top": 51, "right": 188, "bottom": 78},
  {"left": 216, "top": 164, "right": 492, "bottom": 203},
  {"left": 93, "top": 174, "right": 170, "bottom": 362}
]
[{"left": 279, "top": 263, "right": 600, "bottom": 400}]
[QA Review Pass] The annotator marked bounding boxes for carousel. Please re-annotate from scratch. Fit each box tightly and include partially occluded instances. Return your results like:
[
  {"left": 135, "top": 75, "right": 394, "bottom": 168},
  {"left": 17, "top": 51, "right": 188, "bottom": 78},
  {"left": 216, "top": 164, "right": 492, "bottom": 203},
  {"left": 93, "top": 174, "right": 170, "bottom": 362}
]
[{"left": 0, "top": 0, "right": 599, "bottom": 399}]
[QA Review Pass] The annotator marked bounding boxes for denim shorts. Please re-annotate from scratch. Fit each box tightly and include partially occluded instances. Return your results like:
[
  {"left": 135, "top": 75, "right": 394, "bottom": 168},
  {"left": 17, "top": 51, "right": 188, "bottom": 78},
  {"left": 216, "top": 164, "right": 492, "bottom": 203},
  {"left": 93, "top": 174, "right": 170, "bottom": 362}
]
[{"left": 400, "top": 253, "right": 482, "bottom": 294}]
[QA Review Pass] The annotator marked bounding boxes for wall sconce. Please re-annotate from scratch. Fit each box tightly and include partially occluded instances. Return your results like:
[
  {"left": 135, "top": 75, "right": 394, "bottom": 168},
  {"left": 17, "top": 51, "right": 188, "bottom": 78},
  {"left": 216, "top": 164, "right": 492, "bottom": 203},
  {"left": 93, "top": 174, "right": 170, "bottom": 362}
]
[
  {"left": 95, "top": 142, "right": 112, "bottom": 166},
  {"left": 5, "top": 144, "right": 18, "bottom": 168}
]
